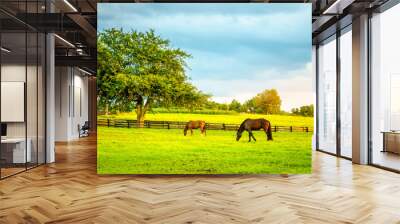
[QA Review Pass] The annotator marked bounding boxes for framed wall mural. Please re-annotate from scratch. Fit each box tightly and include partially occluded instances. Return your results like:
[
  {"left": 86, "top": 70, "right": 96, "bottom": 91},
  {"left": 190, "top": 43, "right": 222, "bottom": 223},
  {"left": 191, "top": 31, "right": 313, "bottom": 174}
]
[{"left": 97, "top": 3, "right": 313, "bottom": 174}]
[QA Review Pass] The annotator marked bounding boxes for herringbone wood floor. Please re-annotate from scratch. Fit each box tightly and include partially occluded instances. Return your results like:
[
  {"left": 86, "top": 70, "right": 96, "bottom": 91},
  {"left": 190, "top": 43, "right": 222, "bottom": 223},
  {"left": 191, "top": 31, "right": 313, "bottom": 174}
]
[{"left": 1, "top": 136, "right": 400, "bottom": 224}]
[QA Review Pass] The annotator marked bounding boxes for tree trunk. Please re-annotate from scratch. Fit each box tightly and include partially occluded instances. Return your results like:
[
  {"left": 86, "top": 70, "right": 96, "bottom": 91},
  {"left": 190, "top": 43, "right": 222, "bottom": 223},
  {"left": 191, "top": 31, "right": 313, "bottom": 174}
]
[
  {"left": 135, "top": 97, "right": 151, "bottom": 128},
  {"left": 136, "top": 104, "right": 144, "bottom": 128},
  {"left": 137, "top": 111, "right": 145, "bottom": 128},
  {"left": 105, "top": 103, "right": 109, "bottom": 115}
]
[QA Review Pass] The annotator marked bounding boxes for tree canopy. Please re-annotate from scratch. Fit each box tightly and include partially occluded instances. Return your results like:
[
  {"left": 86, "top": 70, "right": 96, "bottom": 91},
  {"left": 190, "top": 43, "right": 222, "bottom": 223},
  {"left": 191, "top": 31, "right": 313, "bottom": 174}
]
[
  {"left": 252, "top": 89, "right": 282, "bottom": 114},
  {"left": 229, "top": 100, "right": 241, "bottom": 112},
  {"left": 97, "top": 28, "right": 208, "bottom": 124}
]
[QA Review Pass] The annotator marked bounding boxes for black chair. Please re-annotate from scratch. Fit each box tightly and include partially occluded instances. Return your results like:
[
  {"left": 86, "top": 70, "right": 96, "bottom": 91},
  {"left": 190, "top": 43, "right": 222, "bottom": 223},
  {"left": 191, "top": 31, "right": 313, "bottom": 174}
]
[{"left": 79, "top": 121, "right": 90, "bottom": 138}]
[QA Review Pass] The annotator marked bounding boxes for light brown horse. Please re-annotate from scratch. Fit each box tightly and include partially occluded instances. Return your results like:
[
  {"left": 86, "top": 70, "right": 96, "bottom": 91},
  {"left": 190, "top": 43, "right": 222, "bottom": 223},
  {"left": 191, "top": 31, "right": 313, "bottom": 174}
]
[
  {"left": 236, "top": 118, "right": 273, "bottom": 142},
  {"left": 184, "top": 120, "right": 206, "bottom": 136}
]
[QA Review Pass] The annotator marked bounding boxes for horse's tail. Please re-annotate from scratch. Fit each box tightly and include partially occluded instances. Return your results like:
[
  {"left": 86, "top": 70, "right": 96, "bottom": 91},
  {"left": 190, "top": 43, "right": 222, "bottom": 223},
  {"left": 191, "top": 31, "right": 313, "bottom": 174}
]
[{"left": 266, "top": 121, "right": 273, "bottom": 141}]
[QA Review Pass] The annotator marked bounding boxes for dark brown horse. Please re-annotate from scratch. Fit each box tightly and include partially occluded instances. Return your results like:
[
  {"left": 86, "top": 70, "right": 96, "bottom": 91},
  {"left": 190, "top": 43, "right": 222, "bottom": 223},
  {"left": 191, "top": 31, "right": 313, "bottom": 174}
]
[
  {"left": 184, "top": 120, "right": 206, "bottom": 136},
  {"left": 236, "top": 118, "right": 272, "bottom": 142}
]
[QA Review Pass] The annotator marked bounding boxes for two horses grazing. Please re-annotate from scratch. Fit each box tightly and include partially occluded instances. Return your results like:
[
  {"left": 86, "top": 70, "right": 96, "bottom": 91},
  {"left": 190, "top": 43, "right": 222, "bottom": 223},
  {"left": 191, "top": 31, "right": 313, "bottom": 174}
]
[
  {"left": 183, "top": 119, "right": 272, "bottom": 142},
  {"left": 184, "top": 120, "right": 206, "bottom": 136},
  {"left": 236, "top": 118, "right": 273, "bottom": 142}
]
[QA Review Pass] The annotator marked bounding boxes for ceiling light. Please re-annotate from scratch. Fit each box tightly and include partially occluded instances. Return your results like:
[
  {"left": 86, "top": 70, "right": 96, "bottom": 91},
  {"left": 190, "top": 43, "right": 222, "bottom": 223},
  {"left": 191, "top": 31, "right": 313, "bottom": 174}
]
[
  {"left": 76, "top": 48, "right": 86, "bottom": 55},
  {"left": 1, "top": 47, "right": 11, "bottom": 53},
  {"left": 63, "top": 0, "right": 78, "bottom": 12},
  {"left": 323, "top": 0, "right": 341, "bottom": 14},
  {"left": 322, "top": 0, "right": 355, "bottom": 15},
  {"left": 54, "top": 34, "right": 75, "bottom": 48},
  {"left": 78, "top": 67, "right": 92, "bottom": 76}
]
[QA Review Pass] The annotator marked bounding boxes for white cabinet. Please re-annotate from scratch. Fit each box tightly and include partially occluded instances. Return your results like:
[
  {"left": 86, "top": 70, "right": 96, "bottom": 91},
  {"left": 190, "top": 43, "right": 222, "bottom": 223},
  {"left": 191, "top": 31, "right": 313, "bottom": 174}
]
[{"left": 1, "top": 138, "right": 32, "bottom": 163}]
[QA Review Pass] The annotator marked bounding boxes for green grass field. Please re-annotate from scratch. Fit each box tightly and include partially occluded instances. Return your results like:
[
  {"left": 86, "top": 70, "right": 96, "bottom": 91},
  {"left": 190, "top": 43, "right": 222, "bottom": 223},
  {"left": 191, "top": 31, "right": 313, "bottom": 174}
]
[
  {"left": 98, "top": 112, "right": 314, "bottom": 128},
  {"left": 97, "top": 127, "right": 312, "bottom": 174}
]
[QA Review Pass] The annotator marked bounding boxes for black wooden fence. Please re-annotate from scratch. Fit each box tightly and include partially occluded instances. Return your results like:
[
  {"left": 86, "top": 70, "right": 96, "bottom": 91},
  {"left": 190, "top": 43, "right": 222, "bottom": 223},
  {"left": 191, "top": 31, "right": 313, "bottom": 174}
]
[{"left": 97, "top": 119, "right": 313, "bottom": 132}]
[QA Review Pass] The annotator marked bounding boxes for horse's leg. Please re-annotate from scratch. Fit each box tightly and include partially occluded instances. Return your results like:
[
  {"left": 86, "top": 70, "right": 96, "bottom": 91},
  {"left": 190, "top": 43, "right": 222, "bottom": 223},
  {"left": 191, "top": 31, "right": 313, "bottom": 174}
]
[
  {"left": 263, "top": 127, "right": 268, "bottom": 140},
  {"left": 251, "top": 131, "right": 257, "bottom": 141},
  {"left": 248, "top": 131, "right": 251, "bottom": 142}
]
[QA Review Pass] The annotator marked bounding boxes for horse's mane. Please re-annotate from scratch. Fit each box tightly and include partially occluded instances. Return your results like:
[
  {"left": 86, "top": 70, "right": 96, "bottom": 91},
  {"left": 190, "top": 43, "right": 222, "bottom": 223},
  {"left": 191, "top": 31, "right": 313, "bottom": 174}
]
[{"left": 238, "top": 119, "right": 250, "bottom": 131}]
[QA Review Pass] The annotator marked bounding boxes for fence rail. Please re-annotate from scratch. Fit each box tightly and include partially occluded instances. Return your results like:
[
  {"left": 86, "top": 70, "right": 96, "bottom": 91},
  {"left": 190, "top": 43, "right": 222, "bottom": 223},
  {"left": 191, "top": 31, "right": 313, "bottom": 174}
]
[{"left": 97, "top": 119, "right": 313, "bottom": 133}]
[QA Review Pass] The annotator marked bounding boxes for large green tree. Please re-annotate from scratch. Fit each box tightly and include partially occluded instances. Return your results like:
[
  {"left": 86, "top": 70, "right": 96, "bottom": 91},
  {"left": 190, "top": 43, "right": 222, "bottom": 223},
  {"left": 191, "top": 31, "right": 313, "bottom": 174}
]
[{"left": 98, "top": 28, "right": 205, "bottom": 126}]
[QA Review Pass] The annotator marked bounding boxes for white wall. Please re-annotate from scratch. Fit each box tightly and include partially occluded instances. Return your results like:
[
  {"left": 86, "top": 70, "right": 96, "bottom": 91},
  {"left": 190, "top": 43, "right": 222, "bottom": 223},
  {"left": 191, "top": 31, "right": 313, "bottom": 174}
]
[
  {"left": 0, "top": 65, "right": 41, "bottom": 138},
  {"left": 55, "top": 66, "right": 70, "bottom": 141},
  {"left": 55, "top": 67, "right": 89, "bottom": 141},
  {"left": 72, "top": 73, "right": 89, "bottom": 138},
  {"left": 1, "top": 63, "right": 46, "bottom": 164},
  {"left": 1, "top": 65, "right": 26, "bottom": 138}
]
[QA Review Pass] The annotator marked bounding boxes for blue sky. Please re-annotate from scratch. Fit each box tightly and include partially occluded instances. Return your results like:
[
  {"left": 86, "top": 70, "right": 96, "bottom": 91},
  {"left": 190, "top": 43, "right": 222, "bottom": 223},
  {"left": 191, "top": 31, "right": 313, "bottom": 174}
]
[{"left": 98, "top": 3, "right": 313, "bottom": 111}]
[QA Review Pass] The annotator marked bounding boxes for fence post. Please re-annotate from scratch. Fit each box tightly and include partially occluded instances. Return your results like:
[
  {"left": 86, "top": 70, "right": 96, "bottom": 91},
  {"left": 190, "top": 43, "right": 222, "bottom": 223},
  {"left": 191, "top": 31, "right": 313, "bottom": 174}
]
[
  {"left": 223, "top": 123, "right": 226, "bottom": 130},
  {"left": 127, "top": 120, "right": 130, "bottom": 128},
  {"left": 290, "top": 126, "right": 293, "bottom": 132},
  {"left": 306, "top": 127, "right": 309, "bottom": 132},
  {"left": 168, "top": 122, "right": 170, "bottom": 129},
  {"left": 107, "top": 119, "right": 110, "bottom": 127},
  {"left": 274, "top": 126, "right": 277, "bottom": 132}
]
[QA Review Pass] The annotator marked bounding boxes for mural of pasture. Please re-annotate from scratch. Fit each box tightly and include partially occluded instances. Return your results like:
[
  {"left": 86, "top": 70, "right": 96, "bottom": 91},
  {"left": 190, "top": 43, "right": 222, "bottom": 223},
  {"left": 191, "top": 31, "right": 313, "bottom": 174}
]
[{"left": 97, "top": 3, "right": 313, "bottom": 174}]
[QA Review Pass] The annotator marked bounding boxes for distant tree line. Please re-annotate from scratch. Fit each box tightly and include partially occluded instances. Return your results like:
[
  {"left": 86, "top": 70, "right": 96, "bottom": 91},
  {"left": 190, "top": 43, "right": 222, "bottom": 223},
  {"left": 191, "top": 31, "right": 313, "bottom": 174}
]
[
  {"left": 200, "top": 90, "right": 313, "bottom": 117},
  {"left": 199, "top": 89, "right": 281, "bottom": 114},
  {"left": 291, "top": 105, "right": 314, "bottom": 117}
]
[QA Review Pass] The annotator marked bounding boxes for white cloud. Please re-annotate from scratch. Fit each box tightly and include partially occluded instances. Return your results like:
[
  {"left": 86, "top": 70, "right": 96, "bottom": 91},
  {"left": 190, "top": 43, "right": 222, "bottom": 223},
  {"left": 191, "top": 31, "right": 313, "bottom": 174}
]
[{"left": 192, "top": 63, "right": 314, "bottom": 111}]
